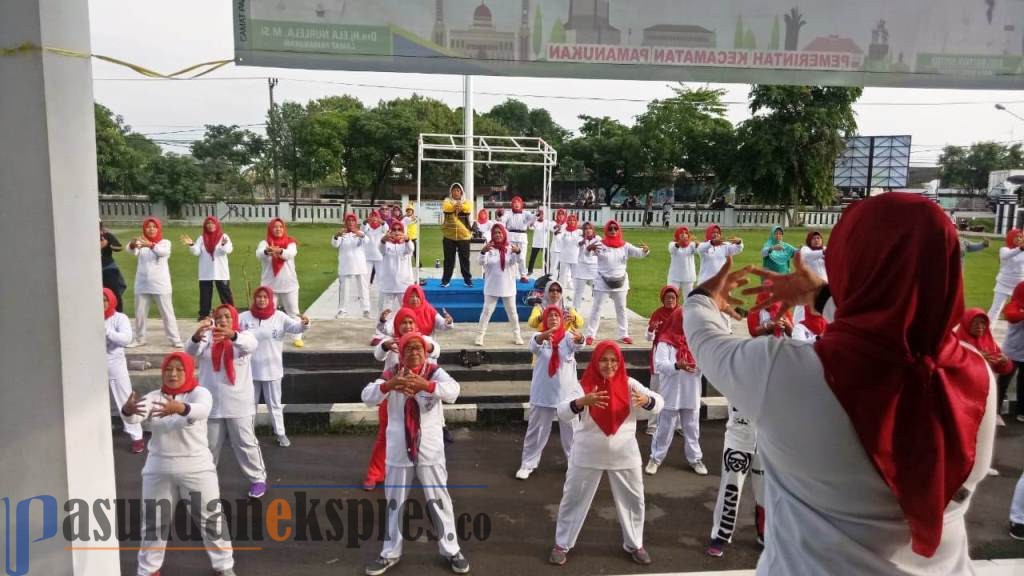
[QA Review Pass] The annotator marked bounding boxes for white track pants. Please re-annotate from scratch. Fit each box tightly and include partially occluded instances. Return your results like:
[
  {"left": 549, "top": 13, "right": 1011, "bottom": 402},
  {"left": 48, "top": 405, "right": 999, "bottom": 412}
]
[
  {"left": 650, "top": 408, "right": 702, "bottom": 465},
  {"left": 134, "top": 293, "right": 181, "bottom": 345},
  {"left": 586, "top": 290, "right": 629, "bottom": 340},
  {"left": 710, "top": 448, "right": 764, "bottom": 543},
  {"left": 554, "top": 465, "right": 645, "bottom": 551},
  {"left": 254, "top": 380, "right": 285, "bottom": 437},
  {"left": 109, "top": 360, "right": 143, "bottom": 441},
  {"left": 338, "top": 273, "right": 370, "bottom": 315},
  {"left": 277, "top": 290, "right": 303, "bottom": 342},
  {"left": 990, "top": 290, "right": 1013, "bottom": 322},
  {"left": 520, "top": 406, "right": 574, "bottom": 471},
  {"left": 478, "top": 295, "right": 521, "bottom": 339},
  {"left": 136, "top": 469, "right": 234, "bottom": 575},
  {"left": 208, "top": 417, "right": 267, "bottom": 483},
  {"left": 380, "top": 464, "right": 462, "bottom": 559}
]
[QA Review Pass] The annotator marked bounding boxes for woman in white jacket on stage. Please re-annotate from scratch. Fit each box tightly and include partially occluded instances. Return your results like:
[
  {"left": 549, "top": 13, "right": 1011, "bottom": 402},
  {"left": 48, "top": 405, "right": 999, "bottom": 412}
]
[
  {"left": 667, "top": 226, "right": 698, "bottom": 296},
  {"left": 120, "top": 352, "right": 237, "bottom": 576},
  {"left": 573, "top": 222, "right": 601, "bottom": 310},
  {"left": 377, "top": 221, "right": 415, "bottom": 315},
  {"left": 104, "top": 287, "right": 144, "bottom": 453},
  {"left": 240, "top": 287, "right": 309, "bottom": 448},
  {"left": 256, "top": 218, "right": 304, "bottom": 347},
  {"left": 186, "top": 304, "right": 268, "bottom": 499},
  {"left": 584, "top": 220, "right": 649, "bottom": 346},
  {"left": 557, "top": 214, "right": 582, "bottom": 294},
  {"left": 476, "top": 223, "right": 524, "bottom": 347},
  {"left": 332, "top": 213, "right": 371, "bottom": 318},
  {"left": 363, "top": 210, "right": 389, "bottom": 285},
  {"left": 989, "top": 228, "right": 1024, "bottom": 320},
  {"left": 516, "top": 306, "right": 585, "bottom": 480},
  {"left": 696, "top": 224, "right": 743, "bottom": 285},
  {"left": 181, "top": 216, "right": 234, "bottom": 319},
  {"left": 549, "top": 340, "right": 663, "bottom": 566},
  {"left": 127, "top": 217, "right": 183, "bottom": 348}
]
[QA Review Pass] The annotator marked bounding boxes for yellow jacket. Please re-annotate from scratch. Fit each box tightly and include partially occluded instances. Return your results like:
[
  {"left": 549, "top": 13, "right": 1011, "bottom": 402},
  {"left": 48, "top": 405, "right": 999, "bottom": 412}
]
[
  {"left": 528, "top": 305, "right": 584, "bottom": 332},
  {"left": 442, "top": 198, "right": 473, "bottom": 241}
]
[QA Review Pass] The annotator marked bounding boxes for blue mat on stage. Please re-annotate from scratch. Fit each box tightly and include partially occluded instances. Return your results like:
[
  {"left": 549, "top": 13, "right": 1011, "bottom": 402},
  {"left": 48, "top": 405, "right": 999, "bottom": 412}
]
[{"left": 419, "top": 277, "right": 536, "bottom": 323}]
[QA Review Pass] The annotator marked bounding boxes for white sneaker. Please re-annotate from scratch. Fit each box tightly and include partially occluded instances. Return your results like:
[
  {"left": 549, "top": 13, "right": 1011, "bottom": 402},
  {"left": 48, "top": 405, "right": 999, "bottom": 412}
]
[
  {"left": 125, "top": 340, "right": 145, "bottom": 348},
  {"left": 277, "top": 434, "right": 291, "bottom": 448},
  {"left": 997, "top": 415, "right": 1006, "bottom": 427},
  {"left": 514, "top": 334, "right": 524, "bottom": 345},
  {"left": 691, "top": 460, "right": 709, "bottom": 476},
  {"left": 475, "top": 334, "right": 485, "bottom": 347},
  {"left": 645, "top": 425, "right": 657, "bottom": 436},
  {"left": 988, "top": 467, "right": 1000, "bottom": 477},
  {"left": 644, "top": 461, "right": 660, "bottom": 475},
  {"left": 515, "top": 468, "right": 532, "bottom": 480},
  {"left": 335, "top": 310, "right": 347, "bottom": 319},
  {"left": 171, "top": 341, "right": 184, "bottom": 349}
]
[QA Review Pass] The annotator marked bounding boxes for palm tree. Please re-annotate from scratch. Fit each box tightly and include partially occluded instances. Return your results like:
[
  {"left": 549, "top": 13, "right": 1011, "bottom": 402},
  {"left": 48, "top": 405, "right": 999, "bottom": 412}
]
[{"left": 784, "top": 7, "right": 805, "bottom": 51}]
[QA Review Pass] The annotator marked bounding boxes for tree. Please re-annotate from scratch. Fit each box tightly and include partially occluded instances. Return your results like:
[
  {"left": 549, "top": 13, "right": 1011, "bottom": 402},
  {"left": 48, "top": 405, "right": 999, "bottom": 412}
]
[
  {"left": 483, "top": 99, "right": 570, "bottom": 196},
  {"left": 730, "top": 85, "right": 862, "bottom": 220},
  {"left": 266, "top": 100, "right": 310, "bottom": 198},
  {"left": 95, "top": 103, "right": 153, "bottom": 194},
  {"left": 784, "top": 8, "right": 805, "bottom": 51},
  {"left": 190, "top": 124, "right": 262, "bottom": 198},
  {"left": 300, "top": 95, "right": 364, "bottom": 186},
  {"left": 634, "top": 84, "right": 734, "bottom": 198},
  {"left": 532, "top": 6, "right": 544, "bottom": 57},
  {"left": 939, "top": 141, "right": 1024, "bottom": 191},
  {"left": 146, "top": 154, "right": 204, "bottom": 216},
  {"left": 938, "top": 145, "right": 970, "bottom": 189},
  {"left": 770, "top": 16, "right": 781, "bottom": 50},
  {"left": 563, "top": 116, "right": 644, "bottom": 205}
]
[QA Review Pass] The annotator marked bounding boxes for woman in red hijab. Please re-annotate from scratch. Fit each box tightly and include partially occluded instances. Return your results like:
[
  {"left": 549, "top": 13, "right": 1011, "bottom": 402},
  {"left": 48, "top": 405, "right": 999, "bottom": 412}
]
[
  {"left": 644, "top": 285, "right": 680, "bottom": 436},
  {"left": 988, "top": 228, "right": 1024, "bottom": 320},
  {"left": 474, "top": 208, "right": 495, "bottom": 242},
  {"left": 121, "top": 352, "right": 237, "bottom": 575},
  {"left": 583, "top": 220, "right": 650, "bottom": 346},
  {"left": 550, "top": 208, "right": 568, "bottom": 276},
  {"left": 995, "top": 285, "right": 1024, "bottom": 428},
  {"left": 688, "top": 192, "right": 995, "bottom": 572},
  {"left": 104, "top": 288, "right": 144, "bottom": 452},
  {"left": 258, "top": 218, "right": 305, "bottom": 347},
  {"left": 668, "top": 226, "right": 698, "bottom": 295},
  {"left": 549, "top": 341, "right": 663, "bottom": 566},
  {"left": 127, "top": 216, "right": 184, "bottom": 348},
  {"left": 696, "top": 223, "right": 743, "bottom": 285},
  {"left": 181, "top": 216, "right": 235, "bottom": 320}
]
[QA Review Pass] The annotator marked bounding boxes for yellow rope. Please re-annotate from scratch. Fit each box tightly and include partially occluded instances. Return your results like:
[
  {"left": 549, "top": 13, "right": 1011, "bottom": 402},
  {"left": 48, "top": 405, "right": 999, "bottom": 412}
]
[{"left": 1, "top": 43, "right": 232, "bottom": 79}]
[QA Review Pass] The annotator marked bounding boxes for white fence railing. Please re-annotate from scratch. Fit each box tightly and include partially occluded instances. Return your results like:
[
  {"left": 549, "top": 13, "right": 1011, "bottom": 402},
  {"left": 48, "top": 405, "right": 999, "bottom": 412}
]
[{"left": 99, "top": 199, "right": 850, "bottom": 229}]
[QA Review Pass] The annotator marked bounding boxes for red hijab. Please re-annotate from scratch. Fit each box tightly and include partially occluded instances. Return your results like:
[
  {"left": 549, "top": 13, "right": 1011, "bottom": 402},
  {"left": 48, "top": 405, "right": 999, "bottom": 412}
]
[
  {"left": 800, "top": 311, "right": 828, "bottom": 336},
  {"left": 1006, "top": 228, "right": 1022, "bottom": 248},
  {"left": 477, "top": 209, "right": 489, "bottom": 225},
  {"left": 539, "top": 306, "right": 568, "bottom": 377},
  {"left": 747, "top": 292, "right": 790, "bottom": 337},
  {"left": 490, "top": 223, "right": 509, "bottom": 270},
  {"left": 394, "top": 332, "right": 436, "bottom": 463},
  {"left": 201, "top": 216, "right": 224, "bottom": 260},
  {"left": 387, "top": 221, "right": 405, "bottom": 243},
  {"left": 815, "top": 193, "right": 989, "bottom": 557},
  {"left": 674, "top": 226, "right": 691, "bottom": 247},
  {"left": 602, "top": 220, "right": 625, "bottom": 248},
  {"left": 392, "top": 307, "right": 419, "bottom": 338},
  {"left": 805, "top": 230, "right": 824, "bottom": 250},
  {"left": 402, "top": 285, "right": 439, "bottom": 335},
  {"left": 211, "top": 304, "right": 240, "bottom": 385},
  {"left": 656, "top": 307, "right": 695, "bottom": 367},
  {"left": 368, "top": 210, "right": 383, "bottom": 230},
  {"left": 705, "top": 224, "right": 722, "bottom": 244},
  {"left": 142, "top": 217, "right": 163, "bottom": 244},
  {"left": 648, "top": 286, "right": 680, "bottom": 373},
  {"left": 250, "top": 286, "right": 276, "bottom": 320},
  {"left": 103, "top": 288, "right": 118, "bottom": 320},
  {"left": 954, "top": 308, "right": 1011, "bottom": 373},
  {"left": 344, "top": 213, "right": 360, "bottom": 233},
  {"left": 566, "top": 214, "right": 579, "bottom": 232},
  {"left": 161, "top": 352, "right": 199, "bottom": 396},
  {"left": 511, "top": 195, "right": 525, "bottom": 213},
  {"left": 555, "top": 208, "right": 567, "bottom": 225},
  {"left": 266, "top": 218, "right": 295, "bottom": 276},
  {"left": 580, "top": 341, "right": 631, "bottom": 436}
]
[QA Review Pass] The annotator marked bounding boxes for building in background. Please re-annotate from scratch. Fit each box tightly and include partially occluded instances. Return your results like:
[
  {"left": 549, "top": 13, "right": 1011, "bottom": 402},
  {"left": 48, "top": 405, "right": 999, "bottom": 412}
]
[
  {"left": 642, "top": 24, "right": 716, "bottom": 48},
  {"left": 449, "top": 2, "right": 517, "bottom": 61},
  {"left": 433, "top": 0, "right": 448, "bottom": 47},
  {"left": 565, "top": 0, "right": 621, "bottom": 45}
]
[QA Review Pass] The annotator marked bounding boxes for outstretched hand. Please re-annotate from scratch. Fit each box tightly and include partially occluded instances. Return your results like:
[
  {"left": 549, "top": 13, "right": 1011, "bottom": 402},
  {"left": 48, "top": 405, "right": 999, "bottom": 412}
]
[
  {"left": 742, "top": 252, "right": 826, "bottom": 320},
  {"left": 697, "top": 256, "right": 752, "bottom": 320}
]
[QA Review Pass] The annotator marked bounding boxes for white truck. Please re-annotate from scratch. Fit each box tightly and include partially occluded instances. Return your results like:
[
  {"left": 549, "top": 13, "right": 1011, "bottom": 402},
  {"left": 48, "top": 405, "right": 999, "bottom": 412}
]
[{"left": 988, "top": 169, "right": 1024, "bottom": 200}]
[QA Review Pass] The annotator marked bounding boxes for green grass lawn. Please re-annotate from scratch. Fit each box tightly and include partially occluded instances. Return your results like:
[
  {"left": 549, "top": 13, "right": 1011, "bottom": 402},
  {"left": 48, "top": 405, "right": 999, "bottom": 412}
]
[{"left": 108, "top": 224, "right": 999, "bottom": 319}]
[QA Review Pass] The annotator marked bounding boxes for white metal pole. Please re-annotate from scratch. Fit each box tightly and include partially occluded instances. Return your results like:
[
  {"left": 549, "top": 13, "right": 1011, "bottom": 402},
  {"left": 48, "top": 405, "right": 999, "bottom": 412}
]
[
  {"left": 416, "top": 137, "right": 423, "bottom": 282},
  {"left": 464, "top": 75, "right": 474, "bottom": 206}
]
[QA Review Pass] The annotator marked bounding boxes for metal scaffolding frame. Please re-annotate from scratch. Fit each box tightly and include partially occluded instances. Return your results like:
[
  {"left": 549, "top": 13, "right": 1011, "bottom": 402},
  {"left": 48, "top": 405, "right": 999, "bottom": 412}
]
[{"left": 416, "top": 134, "right": 558, "bottom": 280}]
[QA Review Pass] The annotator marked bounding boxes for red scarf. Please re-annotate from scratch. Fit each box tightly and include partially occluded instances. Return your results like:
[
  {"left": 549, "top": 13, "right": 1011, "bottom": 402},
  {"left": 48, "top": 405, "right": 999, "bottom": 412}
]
[
  {"left": 142, "top": 217, "right": 163, "bottom": 244},
  {"left": 566, "top": 214, "right": 579, "bottom": 232},
  {"left": 402, "top": 285, "right": 439, "bottom": 335},
  {"left": 368, "top": 211, "right": 383, "bottom": 230},
  {"left": 201, "top": 216, "right": 223, "bottom": 260},
  {"left": 344, "top": 213, "right": 360, "bottom": 233},
  {"left": 580, "top": 341, "right": 631, "bottom": 436},
  {"left": 211, "top": 304, "right": 240, "bottom": 385},
  {"left": 747, "top": 292, "right": 791, "bottom": 337},
  {"left": 1006, "top": 228, "right": 1022, "bottom": 248},
  {"left": 602, "top": 220, "right": 625, "bottom": 248},
  {"left": 391, "top": 332, "right": 438, "bottom": 464},
  {"left": 814, "top": 193, "right": 988, "bottom": 557},
  {"left": 392, "top": 307, "right": 419, "bottom": 337},
  {"left": 266, "top": 218, "right": 295, "bottom": 277},
  {"left": 160, "top": 352, "right": 199, "bottom": 396},
  {"left": 540, "top": 306, "right": 568, "bottom": 377},
  {"left": 250, "top": 286, "right": 276, "bottom": 320},
  {"left": 656, "top": 307, "right": 696, "bottom": 367},
  {"left": 800, "top": 311, "right": 828, "bottom": 336},
  {"left": 954, "top": 308, "right": 1011, "bottom": 374},
  {"left": 477, "top": 209, "right": 489, "bottom": 225},
  {"left": 705, "top": 224, "right": 722, "bottom": 245},
  {"left": 103, "top": 288, "right": 118, "bottom": 320},
  {"left": 648, "top": 286, "right": 680, "bottom": 372},
  {"left": 674, "top": 226, "right": 691, "bottom": 247},
  {"left": 805, "top": 230, "right": 824, "bottom": 250},
  {"left": 387, "top": 221, "right": 405, "bottom": 243},
  {"left": 490, "top": 223, "right": 509, "bottom": 271},
  {"left": 555, "top": 208, "right": 567, "bottom": 225},
  {"left": 511, "top": 195, "right": 524, "bottom": 213}
]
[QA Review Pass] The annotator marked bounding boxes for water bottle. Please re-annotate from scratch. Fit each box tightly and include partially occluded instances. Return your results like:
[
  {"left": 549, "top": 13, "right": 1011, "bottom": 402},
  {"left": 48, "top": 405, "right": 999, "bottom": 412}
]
[{"left": 434, "top": 258, "right": 441, "bottom": 268}]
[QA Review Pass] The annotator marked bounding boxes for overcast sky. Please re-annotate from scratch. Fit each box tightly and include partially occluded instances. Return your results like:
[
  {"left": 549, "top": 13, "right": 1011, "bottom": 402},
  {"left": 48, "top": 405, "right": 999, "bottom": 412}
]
[{"left": 88, "top": 0, "right": 1024, "bottom": 167}]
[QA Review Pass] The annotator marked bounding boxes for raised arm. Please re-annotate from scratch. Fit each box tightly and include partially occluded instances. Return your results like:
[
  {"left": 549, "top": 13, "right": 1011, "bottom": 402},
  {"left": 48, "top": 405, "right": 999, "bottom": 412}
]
[{"left": 151, "top": 240, "right": 171, "bottom": 258}]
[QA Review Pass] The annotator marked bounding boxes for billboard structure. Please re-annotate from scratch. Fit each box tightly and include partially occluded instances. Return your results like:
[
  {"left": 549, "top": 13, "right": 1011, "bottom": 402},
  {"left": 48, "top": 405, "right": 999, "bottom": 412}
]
[
  {"left": 833, "top": 135, "right": 911, "bottom": 190},
  {"left": 234, "top": 0, "right": 1024, "bottom": 88}
]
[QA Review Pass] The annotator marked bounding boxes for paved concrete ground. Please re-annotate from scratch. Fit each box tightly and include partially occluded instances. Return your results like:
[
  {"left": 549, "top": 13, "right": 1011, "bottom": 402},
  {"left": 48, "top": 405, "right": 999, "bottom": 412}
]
[{"left": 110, "top": 420, "right": 1024, "bottom": 576}]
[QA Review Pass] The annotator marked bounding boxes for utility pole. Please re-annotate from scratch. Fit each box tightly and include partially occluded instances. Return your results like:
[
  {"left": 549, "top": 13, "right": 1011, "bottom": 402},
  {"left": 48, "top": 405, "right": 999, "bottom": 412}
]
[{"left": 268, "top": 77, "right": 281, "bottom": 203}]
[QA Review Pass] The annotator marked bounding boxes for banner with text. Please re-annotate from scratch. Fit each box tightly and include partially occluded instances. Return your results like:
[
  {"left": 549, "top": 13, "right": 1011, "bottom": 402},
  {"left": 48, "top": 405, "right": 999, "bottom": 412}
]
[{"left": 233, "top": 0, "right": 1024, "bottom": 88}]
